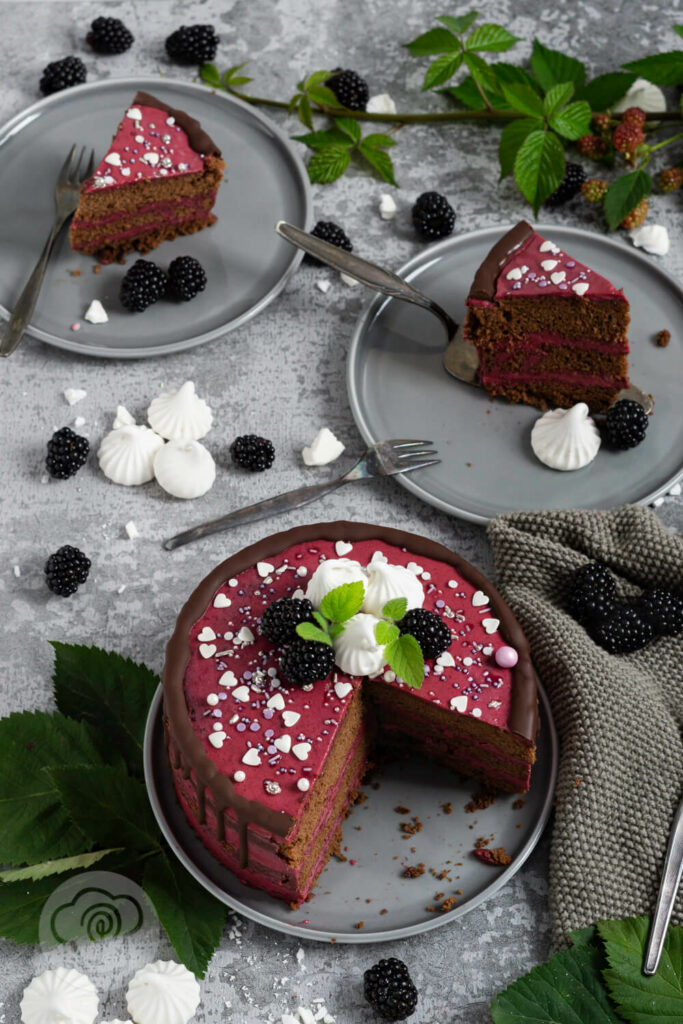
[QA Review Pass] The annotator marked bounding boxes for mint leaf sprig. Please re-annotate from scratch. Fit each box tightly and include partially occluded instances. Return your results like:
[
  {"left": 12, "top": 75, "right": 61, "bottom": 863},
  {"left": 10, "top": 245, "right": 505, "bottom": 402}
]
[
  {"left": 374, "top": 598, "right": 425, "bottom": 691},
  {"left": 295, "top": 580, "right": 365, "bottom": 645}
]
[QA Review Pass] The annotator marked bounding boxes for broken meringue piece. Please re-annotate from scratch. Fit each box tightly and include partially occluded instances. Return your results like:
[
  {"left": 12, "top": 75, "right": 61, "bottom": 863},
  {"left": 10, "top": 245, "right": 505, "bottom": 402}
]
[
  {"left": 302, "top": 427, "right": 345, "bottom": 466},
  {"left": 126, "top": 961, "right": 200, "bottom": 1024},
  {"left": 153, "top": 439, "right": 216, "bottom": 499},
  {"left": 98, "top": 424, "right": 164, "bottom": 486},
  {"left": 531, "top": 402, "right": 601, "bottom": 471},
  {"left": 147, "top": 381, "right": 213, "bottom": 441},
  {"left": 20, "top": 967, "right": 98, "bottom": 1024}
]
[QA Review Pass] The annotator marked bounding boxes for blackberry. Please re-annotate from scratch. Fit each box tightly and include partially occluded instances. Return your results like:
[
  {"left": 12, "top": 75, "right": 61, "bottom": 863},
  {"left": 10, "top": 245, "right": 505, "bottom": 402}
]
[
  {"left": 165, "top": 25, "right": 218, "bottom": 65},
  {"left": 363, "top": 958, "right": 418, "bottom": 1022},
  {"left": 306, "top": 220, "right": 353, "bottom": 265},
  {"left": 398, "top": 608, "right": 451, "bottom": 659},
  {"left": 280, "top": 637, "right": 335, "bottom": 686},
  {"left": 86, "top": 17, "right": 134, "bottom": 54},
  {"left": 636, "top": 589, "right": 683, "bottom": 637},
  {"left": 326, "top": 68, "right": 369, "bottom": 111},
  {"left": 589, "top": 605, "right": 654, "bottom": 654},
  {"left": 119, "top": 259, "right": 167, "bottom": 312},
  {"left": 45, "top": 546, "right": 91, "bottom": 597},
  {"left": 230, "top": 434, "right": 275, "bottom": 472},
  {"left": 45, "top": 427, "right": 90, "bottom": 480},
  {"left": 168, "top": 256, "right": 207, "bottom": 302},
  {"left": 545, "top": 162, "right": 586, "bottom": 207},
  {"left": 568, "top": 562, "right": 617, "bottom": 625},
  {"left": 40, "top": 57, "right": 87, "bottom": 96},
  {"left": 260, "top": 597, "right": 314, "bottom": 645},
  {"left": 411, "top": 191, "right": 455, "bottom": 240},
  {"left": 603, "top": 399, "right": 649, "bottom": 449}
]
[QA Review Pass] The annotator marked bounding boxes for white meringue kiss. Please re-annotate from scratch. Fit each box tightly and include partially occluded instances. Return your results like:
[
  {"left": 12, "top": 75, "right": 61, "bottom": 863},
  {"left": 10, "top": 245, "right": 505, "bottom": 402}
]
[
  {"left": 154, "top": 440, "right": 216, "bottom": 499},
  {"left": 98, "top": 425, "right": 164, "bottom": 486},
  {"left": 305, "top": 558, "right": 366, "bottom": 609},
  {"left": 362, "top": 560, "right": 425, "bottom": 618},
  {"left": 147, "top": 381, "right": 213, "bottom": 441},
  {"left": 333, "top": 613, "right": 386, "bottom": 676}
]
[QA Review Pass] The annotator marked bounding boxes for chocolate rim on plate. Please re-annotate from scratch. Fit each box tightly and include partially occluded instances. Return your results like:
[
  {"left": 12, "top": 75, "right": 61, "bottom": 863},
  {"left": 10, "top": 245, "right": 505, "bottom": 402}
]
[{"left": 162, "top": 521, "right": 539, "bottom": 866}]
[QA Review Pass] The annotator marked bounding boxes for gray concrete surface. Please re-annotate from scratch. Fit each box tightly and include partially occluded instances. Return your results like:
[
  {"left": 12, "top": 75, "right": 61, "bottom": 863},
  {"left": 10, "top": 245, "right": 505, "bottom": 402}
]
[{"left": 1, "top": 1, "right": 681, "bottom": 1020}]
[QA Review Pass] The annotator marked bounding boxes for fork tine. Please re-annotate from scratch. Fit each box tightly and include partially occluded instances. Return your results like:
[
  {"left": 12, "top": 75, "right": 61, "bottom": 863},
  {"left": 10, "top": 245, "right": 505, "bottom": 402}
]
[
  {"left": 396, "top": 449, "right": 438, "bottom": 460},
  {"left": 72, "top": 145, "right": 88, "bottom": 182},
  {"left": 386, "top": 439, "right": 434, "bottom": 448},
  {"left": 83, "top": 148, "right": 96, "bottom": 181},
  {"left": 399, "top": 459, "right": 441, "bottom": 473},
  {"left": 57, "top": 144, "right": 78, "bottom": 186}
]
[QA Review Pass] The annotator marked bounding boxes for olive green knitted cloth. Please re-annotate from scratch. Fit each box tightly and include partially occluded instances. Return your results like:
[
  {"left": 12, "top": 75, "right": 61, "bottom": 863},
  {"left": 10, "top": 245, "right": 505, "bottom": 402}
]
[{"left": 487, "top": 506, "right": 683, "bottom": 947}]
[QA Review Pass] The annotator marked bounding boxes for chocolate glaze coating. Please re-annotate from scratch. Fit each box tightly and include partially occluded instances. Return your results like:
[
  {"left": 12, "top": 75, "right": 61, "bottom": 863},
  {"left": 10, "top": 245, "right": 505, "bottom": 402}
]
[
  {"left": 133, "top": 90, "right": 222, "bottom": 158},
  {"left": 467, "top": 220, "right": 534, "bottom": 302}
]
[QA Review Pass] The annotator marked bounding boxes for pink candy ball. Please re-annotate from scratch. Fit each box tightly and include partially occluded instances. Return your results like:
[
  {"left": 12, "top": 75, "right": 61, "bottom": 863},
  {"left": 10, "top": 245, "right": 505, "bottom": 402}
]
[{"left": 494, "top": 645, "right": 518, "bottom": 669}]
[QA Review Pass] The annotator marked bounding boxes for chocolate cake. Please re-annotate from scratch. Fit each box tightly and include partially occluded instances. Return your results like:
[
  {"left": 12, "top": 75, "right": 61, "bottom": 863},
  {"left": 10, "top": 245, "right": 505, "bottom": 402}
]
[
  {"left": 163, "top": 522, "right": 538, "bottom": 907},
  {"left": 70, "top": 92, "right": 225, "bottom": 262},
  {"left": 465, "top": 221, "right": 630, "bottom": 411}
]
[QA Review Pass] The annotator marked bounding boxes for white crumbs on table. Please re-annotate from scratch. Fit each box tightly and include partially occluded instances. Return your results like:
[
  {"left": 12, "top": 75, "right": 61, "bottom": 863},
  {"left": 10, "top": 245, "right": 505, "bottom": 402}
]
[
  {"left": 125, "top": 520, "right": 139, "bottom": 540},
  {"left": 64, "top": 387, "right": 87, "bottom": 406}
]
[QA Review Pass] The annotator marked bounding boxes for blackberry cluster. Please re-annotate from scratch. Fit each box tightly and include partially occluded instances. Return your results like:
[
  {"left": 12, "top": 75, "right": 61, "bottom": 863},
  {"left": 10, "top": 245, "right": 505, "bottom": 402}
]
[
  {"left": 86, "top": 16, "right": 134, "bottom": 54},
  {"left": 307, "top": 221, "right": 353, "bottom": 265},
  {"left": 119, "top": 259, "right": 167, "bottom": 312},
  {"left": 260, "top": 597, "right": 313, "bottom": 645},
  {"left": 398, "top": 608, "right": 451, "bottom": 659},
  {"left": 364, "top": 958, "right": 418, "bottom": 1021},
  {"left": 165, "top": 25, "right": 218, "bottom": 64},
  {"left": 45, "top": 546, "right": 91, "bottom": 597},
  {"left": 545, "top": 162, "right": 586, "bottom": 207},
  {"left": 168, "top": 256, "right": 207, "bottom": 302},
  {"left": 412, "top": 191, "right": 455, "bottom": 240},
  {"left": 280, "top": 636, "right": 335, "bottom": 687},
  {"left": 568, "top": 562, "right": 616, "bottom": 625},
  {"left": 46, "top": 427, "right": 90, "bottom": 480},
  {"left": 636, "top": 589, "right": 683, "bottom": 636},
  {"left": 603, "top": 399, "right": 649, "bottom": 449},
  {"left": 230, "top": 435, "right": 275, "bottom": 472},
  {"left": 40, "top": 57, "right": 87, "bottom": 96},
  {"left": 591, "top": 606, "right": 655, "bottom": 655},
  {"left": 326, "top": 69, "right": 369, "bottom": 111}
]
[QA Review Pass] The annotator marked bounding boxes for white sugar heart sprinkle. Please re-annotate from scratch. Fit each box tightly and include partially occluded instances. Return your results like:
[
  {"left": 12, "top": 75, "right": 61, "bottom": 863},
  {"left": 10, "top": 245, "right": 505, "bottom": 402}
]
[
  {"left": 482, "top": 645, "right": 494, "bottom": 656},
  {"left": 371, "top": 550, "right": 388, "bottom": 564},
  {"left": 142, "top": 152, "right": 159, "bottom": 166},
  {"left": 540, "top": 259, "right": 558, "bottom": 271},
  {"left": 232, "top": 686, "right": 251, "bottom": 702},
  {"left": 572, "top": 282, "right": 589, "bottom": 296},
  {"left": 436, "top": 651, "right": 455, "bottom": 668},
  {"left": 283, "top": 710, "right": 301, "bottom": 727},
  {"left": 335, "top": 541, "right": 353, "bottom": 557},
  {"left": 334, "top": 681, "right": 353, "bottom": 699},
  {"left": 472, "top": 590, "right": 489, "bottom": 608},
  {"left": 550, "top": 271, "right": 566, "bottom": 285},
  {"left": 274, "top": 734, "right": 292, "bottom": 753},
  {"left": 482, "top": 618, "right": 500, "bottom": 635},
  {"left": 197, "top": 627, "right": 216, "bottom": 643},
  {"left": 406, "top": 562, "right": 423, "bottom": 575},
  {"left": 208, "top": 732, "right": 225, "bottom": 748},
  {"left": 450, "top": 695, "right": 467, "bottom": 713},
  {"left": 126, "top": 107, "right": 142, "bottom": 120},
  {"left": 236, "top": 626, "right": 255, "bottom": 645},
  {"left": 505, "top": 267, "right": 522, "bottom": 281},
  {"left": 267, "top": 693, "right": 286, "bottom": 711},
  {"left": 199, "top": 643, "right": 217, "bottom": 659},
  {"left": 257, "top": 561, "right": 275, "bottom": 578},
  {"left": 214, "top": 593, "right": 231, "bottom": 608},
  {"left": 292, "top": 588, "right": 305, "bottom": 600},
  {"left": 219, "top": 671, "right": 237, "bottom": 688},
  {"left": 292, "top": 742, "right": 311, "bottom": 761},
  {"left": 539, "top": 240, "right": 559, "bottom": 253},
  {"left": 242, "top": 748, "right": 262, "bottom": 766},
  {"left": 104, "top": 152, "right": 121, "bottom": 166}
]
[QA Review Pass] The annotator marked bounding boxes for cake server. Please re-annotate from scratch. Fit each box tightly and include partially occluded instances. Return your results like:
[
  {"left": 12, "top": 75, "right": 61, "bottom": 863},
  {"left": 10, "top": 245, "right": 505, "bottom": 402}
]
[
  {"left": 1, "top": 144, "right": 95, "bottom": 358},
  {"left": 643, "top": 790, "right": 683, "bottom": 975},
  {"left": 163, "top": 439, "right": 440, "bottom": 550}
]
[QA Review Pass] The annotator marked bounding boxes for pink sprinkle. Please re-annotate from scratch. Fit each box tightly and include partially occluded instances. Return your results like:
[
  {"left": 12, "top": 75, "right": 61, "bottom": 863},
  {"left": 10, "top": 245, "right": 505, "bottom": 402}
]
[
  {"left": 495, "top": 645, "right": 519, "bottom": 669},
  {"left": 71, "top": 322, "right": 81, "bottom": 331}
]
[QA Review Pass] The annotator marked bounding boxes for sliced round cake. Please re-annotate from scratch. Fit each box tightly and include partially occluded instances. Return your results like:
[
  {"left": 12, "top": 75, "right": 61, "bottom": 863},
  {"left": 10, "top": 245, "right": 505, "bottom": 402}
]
[{"left": 162, "top": 522, "right": 538, "bottom": 906}]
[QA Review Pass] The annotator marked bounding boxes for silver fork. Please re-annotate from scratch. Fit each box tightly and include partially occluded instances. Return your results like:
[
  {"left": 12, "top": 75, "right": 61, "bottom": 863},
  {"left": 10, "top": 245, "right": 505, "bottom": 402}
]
[
  {"left": 163, "top": 439, "right": 440, "bottom": 551},
  {"left": 1, "top": 144, "right": 96, "bottom": 358}
]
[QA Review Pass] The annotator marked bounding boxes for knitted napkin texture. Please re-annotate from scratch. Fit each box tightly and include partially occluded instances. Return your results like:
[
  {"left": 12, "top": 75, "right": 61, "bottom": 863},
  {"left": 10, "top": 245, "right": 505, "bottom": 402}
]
[{"left": 487, "top": 505, "right": 683, "bottom": 947}]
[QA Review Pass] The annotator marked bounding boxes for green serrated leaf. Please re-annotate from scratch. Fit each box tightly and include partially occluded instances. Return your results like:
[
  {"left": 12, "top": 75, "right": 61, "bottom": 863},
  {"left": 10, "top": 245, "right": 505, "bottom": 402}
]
[
  {"left": 143, "top": 850, "right": 227, "bottom": 978},
  {"left": 0, "top": 875, "right": 69, "bottom": 945},
  {"left": 404, "top": 27, "right": 460, "bottom": 57},
  {"left": 501, "top": 82, "right": 544, "bottom": 117},
  {"left": 374, "top": 620, "right": 400, "bottom": 646},
  {"left": 288, "top": 92, "right": 302, "bottom": 114},
  {"left": 675, "top": 25, "right": 683, "bottom": 40},
  {"left": 291, "top": 128, "right": 352, "bottom": 149},
  {"left": 438, "top": 13, "right": 479, "bottom": 35},
  {"left": 228, "top": 76, "right": 252, "bottom": 87},
  {"left": 599, "top": 916, "right": 683, "bottom": 1024},
  {"left": 441, "top": 78, "right": 491, "bottom": 110},
  {"left": 320, "top": 581, "right": 365, "bottom": 623},
  {"left": 51, "top": 643, "right": 159, "bottom": 780},
  {"left": 622, "top": 52, "right": 683, "bottom": 87},
  {"left": 307, "top": 84, "right": 343, "bottom": 107},
  {"left": 549, "top": 99, "right": 592, "bottom": 139},
  {"left": 570, "top": 924, "right": 599, "bottom": 948},
  {"left": 423, "top": 52, "right": 463, "bottom": 90},
  {"left": 531, "top": 38, "right": 587, "bottom": 91},
  {"left": 543, "top": 81, "right": 574, "bottom": 117},
  {"left": 604, "top": 169, "right": 652, "bottom": 231},
  {"left": 200, "top": 63, "right": 222, "bottom": 88},
  {"left": 492, "top": 62, "right": 542, "bottom": 91},
  {"left": 312, "top": 611, "right": 329, "bottom": 629},
  {"left": 295, "top": 622, "right": 332, "bottom": 646},
  {"left": 360, "top": 133, "right": 397, "bottom": 149},
  {"left": 298, "top": 94, "right": 314, "bottom": 130},
  {"left": 514, "top": 129, "right": 565, "bottom": 214},
  {"left": 307, "top": 144, "right": 351, "bottom": 183},
  {"left": 305, "top": 69, "right": 332, "bottom": 89},
  {"left": 384, "top": 634, "right": 425, "bottom": 689},
  {"left": 382, "top": 597, "right": 408, "bottom": 621},
  {"left": 0, "top": 848, "right": 122, "bottom": 883},
  {"left": 498, "top": 117, "right": 542, "bottom": 178},
  {"left": 466, "top": 23, "right": 520, "bottom": 53},
  {"left": 359, "top": 143, "right": 398, "bottom": 186},
  {"left": 334, "top": 116, "right": 362, "bottom": 143},
  {"left": 581, "top": 72, "right": 637, "bottom": 110},
  {"left": 463, "top": 52, "right": 497, "bottom": 92}
]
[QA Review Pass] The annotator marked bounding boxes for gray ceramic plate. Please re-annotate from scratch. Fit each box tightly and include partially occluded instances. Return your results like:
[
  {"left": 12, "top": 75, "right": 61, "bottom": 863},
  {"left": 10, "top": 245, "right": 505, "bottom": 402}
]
[
  {"left": 0, "top": 77, "right": 311, "bottom": 358},
  {"left": 144, "top": 682, "right": 557, "bottom": 943},
  {"left": 347, "top": 225, "right": 683, "bottom": 524}
]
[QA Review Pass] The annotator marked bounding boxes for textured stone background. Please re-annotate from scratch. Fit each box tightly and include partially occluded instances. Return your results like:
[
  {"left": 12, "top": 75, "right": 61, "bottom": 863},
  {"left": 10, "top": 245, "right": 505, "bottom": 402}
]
[{"left": 1, "top": 1, "right": 681, "bottom": 1021}]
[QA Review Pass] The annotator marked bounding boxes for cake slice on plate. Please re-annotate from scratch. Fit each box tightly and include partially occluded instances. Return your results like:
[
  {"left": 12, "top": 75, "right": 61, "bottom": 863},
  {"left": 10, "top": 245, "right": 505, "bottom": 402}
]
[
  {"left": 464, "top": 221, "right": 630, "bottom": 411},
  {"left": 70, "top": 91, "right": 225, "bottom": 262}
]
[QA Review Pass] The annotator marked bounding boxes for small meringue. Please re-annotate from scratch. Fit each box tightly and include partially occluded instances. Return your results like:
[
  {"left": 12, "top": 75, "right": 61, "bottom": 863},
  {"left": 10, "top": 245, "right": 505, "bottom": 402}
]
[
  {"left": 306, "top": 558, "right": 367, "bottom": 608},
  {"left": 613, "top": 77, "right": 666, "bottom": 117},
  {"left": 366, "top": 93, "right": 397, "bottom": 115},
  {"left": 363, "top": 560, "right": 425, "bottom": 617},
  {"left": 98, "top": 425, "right": 164, "bottom": 486},
  {"left": 379, "top": 193, "right": 397, "bottom": 220},
  {"left": 113, "top": 405, "right": 136, "bottom": 429},
  {"left": 64, "top": 387, "right": 87, "bottom": 406},
  {"left": 531, "top": 402, "right": 601, "bottom": 471},
  {"left": 126, "top": 961, "right": 200, "bottom": 1024},
  {"left": 147, "top": 381, "right": 213, "bottom": 441},
  {"left": 20, "top": 967, "right": 98, "bottom": 1024},
  {"left": 84, "top": 299, "right": 108, "bottom": 324},
  {"left": 630, "top": 224, "right": 670, "bottom": 256},
  {"left": 302, "top": 427, "right": 345, "bottom": 466},
  {"left": 153, "top": 439, "right": 216, "bottom": 499},
  {"left": 333, "top": 613, "right": 386, "bottom": 676}
]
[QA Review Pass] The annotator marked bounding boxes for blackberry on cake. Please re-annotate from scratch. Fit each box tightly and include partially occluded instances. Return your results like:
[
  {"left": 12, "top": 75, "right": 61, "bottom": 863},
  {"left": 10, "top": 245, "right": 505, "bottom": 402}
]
[
  {"left": 165, "top": 24, "right": 219, "bottom": 65},
  {"left": 261, "top": 597, "right": 314, "bottom": 645},
  {"left": 119, "top": 259, "right": 167, "bottom": 312},
  {"left": 412, "top": 191, "right": 455, "bottom": 240},
  {"left": 46, "top": 427, "right": 90, "bottom": 480},
  {"left": 590, "top": 605, "right": 654, "bottom": 654},
  {"left": 398, "top": 608, "right": 451, "bottom": 659},
  {"left": 86, "top": 16, "right": 134, "bottom": 54},
  {"left": 230, "top": 434, "right": 275, "bottom": 471},
  {"left": 280, "top": 637, "right": 336, "bottom": 686},
  {"left": 307, "top": 221, "right": 353, "bottom": 265},
  {"left": 45, "top": 546, "right": 91, "bottom": 597},
  {"left": 168, "top": 256, "right": 207, "bottom": 302},
  {"left": 636, "top": 589, "right": 683, "bottom": 637},
  {"left": 326, "top": 69, "right": 369, "bottom": 111},
  {"left": 364, "top": 958, "right": 418, "bottom": 1021},
  {"left": 603, "top": 399, "right": 649, "bottom": 449},
  {"left": 40, "top": 57, "right": 87, "bottom": 96},
  {"left": 545, "top": 162, "right": 586, "bottom": 206}
]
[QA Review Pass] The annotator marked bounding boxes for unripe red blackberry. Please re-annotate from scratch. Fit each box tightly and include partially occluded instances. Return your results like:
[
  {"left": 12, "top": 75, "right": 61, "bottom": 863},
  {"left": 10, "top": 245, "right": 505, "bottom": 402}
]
[
  {"left": 620, "top": 198, "right": 648, "bottom": 230},
  {"left": 581, "top": 178, "right": 609, "bottom": 203},
  {"left": 620, "top": 106, "right": 647, "bottom": 127},
  {"left": 613, "top": 122, "right": 645, "bottom": 163},
  {"left": 578, "top": 134, "right": 608, "bottom": 158},
  {"left": 659, "top": 167, "right": 683, "bottom": 193}
]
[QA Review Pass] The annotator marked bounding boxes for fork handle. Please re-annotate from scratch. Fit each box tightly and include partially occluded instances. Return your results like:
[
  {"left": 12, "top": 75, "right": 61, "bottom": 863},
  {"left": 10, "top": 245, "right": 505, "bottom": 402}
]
[
  {"left": 163, "top": 475, "right": 353, "bottom": 550},
  {"left": 1, "top": 215, "right": 68, "bottom": 358},
  {"left": 643, "top": 792, "right": 683, "bottom": 974}
]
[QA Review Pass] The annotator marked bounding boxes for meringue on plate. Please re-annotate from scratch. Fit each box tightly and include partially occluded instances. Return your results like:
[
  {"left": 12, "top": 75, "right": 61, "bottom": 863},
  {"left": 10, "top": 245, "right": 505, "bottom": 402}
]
[{"left": 531, "top": 402, "right": 601, "bottom": 471}]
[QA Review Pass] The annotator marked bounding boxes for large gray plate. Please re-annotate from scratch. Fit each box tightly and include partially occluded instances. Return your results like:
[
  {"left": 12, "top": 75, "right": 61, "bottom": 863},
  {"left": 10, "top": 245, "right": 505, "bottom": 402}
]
[
  {"left": 347, "top": 225, "right": 683, "bottom": 524},
  {"left": 0, "top": 77, "right": 311, "bottom": 358},
  {"left": 144, "top": 683, "right": 557, "bottom": 943}
]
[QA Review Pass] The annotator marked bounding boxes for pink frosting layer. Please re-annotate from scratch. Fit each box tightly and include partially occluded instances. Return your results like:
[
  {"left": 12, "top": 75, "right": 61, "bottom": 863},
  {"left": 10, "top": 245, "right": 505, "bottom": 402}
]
[
  {"left": 85, "top": 103, "right": 204, "bottom": 193},
  {"left": 183, "top": 538, "right": 518, "bottom": 823},
  {"left": 72, "top": 210, "right": 212, "bottom": 248}
]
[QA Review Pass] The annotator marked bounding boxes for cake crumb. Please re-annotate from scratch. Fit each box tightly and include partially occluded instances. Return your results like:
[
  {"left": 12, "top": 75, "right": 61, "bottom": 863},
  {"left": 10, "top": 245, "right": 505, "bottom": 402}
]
[
  {"left": 656, "top": 329, "right": 671, "bottom": 347},
  {"left": 394, "top": 805, "right": 410, "bottom": 814},
  {"left": 403, "top": 863, "right": 425, "bottom": 878},
  {"left": 512, "top": 798, "right": 525, "bottom": 810},
  {"left": 379, "top": 909, "right": 388, "bottom": 915},
  {"left": 465, "top": 790, "right": 497, "bottom": 813},
  {"left": 70, "top": 269, "right": 81, "bottom": 277},
  {"left": 440, "top": 897, "right": 458, "bottom": 912},
  {"left": 400, "top": 817, "right": 423, "bottom": 837},
  {"left": 474, "top": 836, "right": 491, "bottom": 849},
  {"left": 473, "top": 846, "right": 512, "bottom": 866},
  {"left": 441, "top": 802, "right": 452, "bottom": 815},
  {"left": 354, "top": 921, "right": 364, "bottom": 930},
  {"left": 93, "top": 264, "right": 102, "bottom": 274},
  {"left": 574, "top": 776, "right": 583, "bottom": 788}
]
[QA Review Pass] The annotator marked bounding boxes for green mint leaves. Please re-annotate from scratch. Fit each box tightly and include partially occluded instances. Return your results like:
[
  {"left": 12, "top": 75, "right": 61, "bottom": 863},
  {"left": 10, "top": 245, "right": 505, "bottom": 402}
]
[
  {"left": 382, "top": 597, "right": 408, "bottom": 621},
  {"left": 373, "top": 598, "right": 425, "bottom": 690},
  {"left": 490, "top": 915, "right": 683, "bottom": 1024},
  {"left": 293, "top": 116, "right": 397, "bottom": 185},
  {"left": 295, "top": 581, "right": 366, "bottom": 646}
]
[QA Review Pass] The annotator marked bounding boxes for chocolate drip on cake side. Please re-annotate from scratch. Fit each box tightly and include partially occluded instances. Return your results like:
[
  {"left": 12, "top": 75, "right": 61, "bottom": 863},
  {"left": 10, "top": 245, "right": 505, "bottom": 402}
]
[
  {"left": 133, "top": 90, "right": 222, "bottom": 157},
  {"left": 468, "top": 220, "right": 535, "bottom": 301},
  {"left": 162, "top": 521, "right": 540, "bottom": 869}
]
